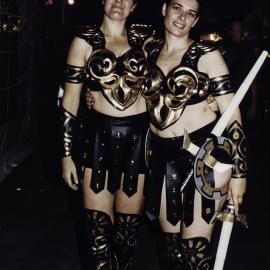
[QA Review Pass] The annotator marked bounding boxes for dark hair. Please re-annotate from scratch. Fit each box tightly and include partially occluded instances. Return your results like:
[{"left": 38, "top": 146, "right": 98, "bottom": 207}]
[
  {"left": 164, "top": 0, "right": 202, "bottom": 16},
  {"left": 164, "top": 0, "right": 200, "bottom": 4}
]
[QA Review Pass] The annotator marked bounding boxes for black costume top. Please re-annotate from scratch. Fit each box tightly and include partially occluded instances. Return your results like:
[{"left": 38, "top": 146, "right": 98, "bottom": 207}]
[
  {"left": 73, "top": 24, "right": 154, "bottom": 111},
  {"left": 141, "top": 39, "right": 234, "bottom": 130}
]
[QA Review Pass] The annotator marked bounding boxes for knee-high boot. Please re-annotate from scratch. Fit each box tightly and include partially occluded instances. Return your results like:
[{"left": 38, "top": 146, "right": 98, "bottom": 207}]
[
  {"left": 181, "top": 237, "right": 212, "bottom": 270},
  {"left": 159, "top": 233, "right": 185, "bottom": 270},
  {"left": 112, "top": 213, "right": 140, "bottom": 270},
  {"left": 85, "top": 209, "right": 113, "bottom": 270}
]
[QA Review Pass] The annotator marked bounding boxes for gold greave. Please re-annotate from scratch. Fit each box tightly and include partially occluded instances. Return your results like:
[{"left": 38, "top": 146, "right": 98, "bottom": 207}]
[
  {"left": 112, "top": 213, "right": 140, "bottom": 270},
  {"left": 181, "top": 237, "right": 212, "bottom": 270},
  {"left": 159, "top": 233, "right": 185, "bottom": 270},
  {"left": 85, "top": 209, "right": 113, "bottom": 270}
]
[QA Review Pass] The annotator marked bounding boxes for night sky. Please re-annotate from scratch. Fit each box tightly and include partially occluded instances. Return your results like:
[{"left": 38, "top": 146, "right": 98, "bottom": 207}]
[{"left": 42, "top": 0, "right": 260, "bottom": 29}]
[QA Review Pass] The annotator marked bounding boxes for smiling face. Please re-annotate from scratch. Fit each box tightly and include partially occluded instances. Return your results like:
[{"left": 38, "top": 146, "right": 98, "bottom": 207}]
[
  {"left": 103, "top": 0, "right": 136, "bottom": 21},
  {"left": 162, "top": 0, "right": 199, "bottom": 38}
]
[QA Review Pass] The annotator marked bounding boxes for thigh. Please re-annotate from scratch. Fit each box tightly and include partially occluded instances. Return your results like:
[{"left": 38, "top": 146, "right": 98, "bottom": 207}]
[
  {"left": 114, "top": 174, "right": 145, "bottom": 214},
  {"left": 182, "top": 189, "right": 226, "bottom": 241},
  {"left": 82, "top": 168, "right": 115, "bottom": 220}
]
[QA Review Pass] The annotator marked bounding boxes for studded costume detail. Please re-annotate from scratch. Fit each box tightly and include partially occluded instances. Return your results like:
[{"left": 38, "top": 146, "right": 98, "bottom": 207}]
[
  {"left": 142, "top": 40, "right": 232, "bottom": 130},
  {"left": 227, "top": 120, "right": 247, "bottom": 178},
  {"left": 181, "top": 237, "right": 212, "bottom": 270},
  {"left": 85, "top": 209, "right": 113, "bottom": 270},
  {"left": 84, "top": 110, "right": 149, "bottom": 196},
  {"left": 112, "top": 213, "right": 140, "bottom": 270},
  {"left": 145, "top": 121, "right": 217, "bottom": 226},
  {"left": 76, "top": 24, "right": 154, "bottom": 111}
]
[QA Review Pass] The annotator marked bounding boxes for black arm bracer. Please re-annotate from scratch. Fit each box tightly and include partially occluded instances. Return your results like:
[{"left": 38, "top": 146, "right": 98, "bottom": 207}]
[
  {"left": 227, "top": 120, "right": 247, "bottom": 178},
  {"left": 60, "top": 106, "right": 77, "bottom": 157},
  {"left": 210, "top": 74, "right": 234, "bottom": 96},
  {"left": 63, "top": 64, "right": 85, "bottom": 84}
]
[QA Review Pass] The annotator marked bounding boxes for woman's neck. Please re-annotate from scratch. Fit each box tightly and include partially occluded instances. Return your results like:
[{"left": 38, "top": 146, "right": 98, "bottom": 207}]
[
  {"left": 100, "top": 16, "right": 127, "bottom": 38},
  {"left": 163, "top": 32, "right": 192, "bottom": 53}
]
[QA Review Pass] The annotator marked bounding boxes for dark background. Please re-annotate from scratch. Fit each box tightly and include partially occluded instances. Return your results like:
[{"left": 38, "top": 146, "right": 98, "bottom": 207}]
[{"left": 1, "top": 0, "right": 270, "bottom": 269}]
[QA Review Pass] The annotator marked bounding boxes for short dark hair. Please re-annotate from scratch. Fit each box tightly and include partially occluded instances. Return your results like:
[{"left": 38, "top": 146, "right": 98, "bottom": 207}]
[
  {"left": 164, "top": 0, "right": 200, "bottom": 4},
  {"left": 164, "top": 0, "right": 202, "bottom": 16}
]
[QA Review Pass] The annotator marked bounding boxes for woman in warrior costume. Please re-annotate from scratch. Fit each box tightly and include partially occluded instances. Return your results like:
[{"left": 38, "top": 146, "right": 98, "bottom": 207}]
[
  {"left": 60, "top": 0, "right": 155, "bottom": 269},
  {"left": 141, "top": 0, "right": 247, "bottom": 269}
]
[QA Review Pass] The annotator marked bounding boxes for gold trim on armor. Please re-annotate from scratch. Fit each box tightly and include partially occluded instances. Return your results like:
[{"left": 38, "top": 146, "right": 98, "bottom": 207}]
[
  {"left": 227, "top": 121, "right": 247, "bottom": 178},
  {"left": 61, "top": 108, "right": 77, "bottom": 157},
  {"left": 142, "top": 67, "right": 210, "bottom": 130},
  {"left": 63, "top": 64, "right": 85, "bottom": 84},
  {"left": 210, "top": 74, "right": 234, "bottom": 96}
]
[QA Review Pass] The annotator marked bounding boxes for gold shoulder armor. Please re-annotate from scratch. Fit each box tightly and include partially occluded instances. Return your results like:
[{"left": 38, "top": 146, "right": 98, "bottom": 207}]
[
  {"left": 75, "top": 25, "right": 105, "bottom": 48},
  {"left": 197, "top": 40, "right": 218, "bottom": 55},
  {"left": 144, "top": 38, "right": 163, "bottom": 57},
  {"left": 129, "top": 24, "right": 155, "bottom": 46}
]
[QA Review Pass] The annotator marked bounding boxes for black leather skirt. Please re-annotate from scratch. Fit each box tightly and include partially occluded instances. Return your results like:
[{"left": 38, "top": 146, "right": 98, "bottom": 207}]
[
  {"left": 83, "top": 109, "right": 149, "bottom": 197},
  {"left": 145, "top": 121, "right": 217, "bottom": 227}
]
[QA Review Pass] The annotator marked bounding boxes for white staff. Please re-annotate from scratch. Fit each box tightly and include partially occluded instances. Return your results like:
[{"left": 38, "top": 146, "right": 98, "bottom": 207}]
[
  {"left": 214, "top": 204, "right": 235, "bottom": 270},
  {"left": 183, "top": 50, "right": 268, "bottom": 270},
  {"left": 214, "top": 204, "right": 247, "bottom": 270}
]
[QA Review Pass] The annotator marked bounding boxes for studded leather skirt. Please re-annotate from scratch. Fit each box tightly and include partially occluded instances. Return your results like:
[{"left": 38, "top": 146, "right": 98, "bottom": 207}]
[
  {"left": 145, "top": 120, "right": 217, "bottom": 227},
  {"left": 83, "top": 109, "right": 149, "bottom": 197}
]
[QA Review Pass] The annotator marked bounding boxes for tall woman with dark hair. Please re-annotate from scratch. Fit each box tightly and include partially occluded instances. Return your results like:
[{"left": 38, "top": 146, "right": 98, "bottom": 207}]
[
  {"left": 60, "top": 0, "right": 154, "bottom": 269},
  {"left": 142, "top": 0, "right": 247, "bottom": 268}
]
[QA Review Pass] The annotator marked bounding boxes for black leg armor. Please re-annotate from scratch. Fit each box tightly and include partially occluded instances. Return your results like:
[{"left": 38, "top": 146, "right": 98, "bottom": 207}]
[
  {"left": 160, "top": 233, "right": 185, "bottom": 270},
  {"left": 85, "top": 209, "right": 113, "bottom": 270},
  {"left": 181, "top": 237, "right": 212, "bottom": 270},
  {"left": 112, "top": 213, "right": 140, "bottom": 270}
]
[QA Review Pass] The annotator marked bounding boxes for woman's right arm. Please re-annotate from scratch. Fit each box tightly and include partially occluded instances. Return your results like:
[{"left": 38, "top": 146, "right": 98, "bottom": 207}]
[{"left": 61, "top": 37, "right": 91, "bottom": 190}]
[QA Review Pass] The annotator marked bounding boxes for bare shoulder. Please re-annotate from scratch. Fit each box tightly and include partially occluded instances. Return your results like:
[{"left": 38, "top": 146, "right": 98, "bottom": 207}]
[
  {"left": 198, "top": 49, "right": 229, "bottom": 78},
  {"left": 67, "top": 37, "right": 92, "bottom": 65}
]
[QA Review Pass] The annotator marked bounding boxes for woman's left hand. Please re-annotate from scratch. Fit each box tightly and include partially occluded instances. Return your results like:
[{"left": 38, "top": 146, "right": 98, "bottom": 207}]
[
  {"left": 85, "top": 89, "right": 95, "bottom": 109},
  {"left": 227, "top": 178, "right": 247, "bottom": 215}
]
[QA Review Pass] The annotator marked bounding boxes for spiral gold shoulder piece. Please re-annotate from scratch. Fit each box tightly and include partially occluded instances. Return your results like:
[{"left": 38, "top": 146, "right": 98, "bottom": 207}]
[
  {"left": 197, "top": 40, "right": 218, "bottom": 55},
  {"left": 128, "top": 24, "right": 155, "bottom": 47},
  {"left": 144, "top": 38, "right": 163, "bottom": 57},
  {"left": 75, "top": 25, "right": 105, "bottom": 48}
]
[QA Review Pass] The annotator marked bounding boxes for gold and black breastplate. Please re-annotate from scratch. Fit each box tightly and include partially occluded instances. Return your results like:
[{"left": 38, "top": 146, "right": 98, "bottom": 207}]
[
  {"left": 142, "top": 40, "right": 217, "bottom": 130},
  {"left": 75, "top": 24, "right": 154, "bottom": 111}
]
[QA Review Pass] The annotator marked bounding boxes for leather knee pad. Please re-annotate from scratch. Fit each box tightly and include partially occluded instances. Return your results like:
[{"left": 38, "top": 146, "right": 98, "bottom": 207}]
[
  {"left": 85, "top": 209, "right": 113, "bottom": 270},
  {"left": 181, "top": 237, "right": 212, "bottom": 270},
  {"left": 112, "top": 213, "right": 140, "bottom": 270}
]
